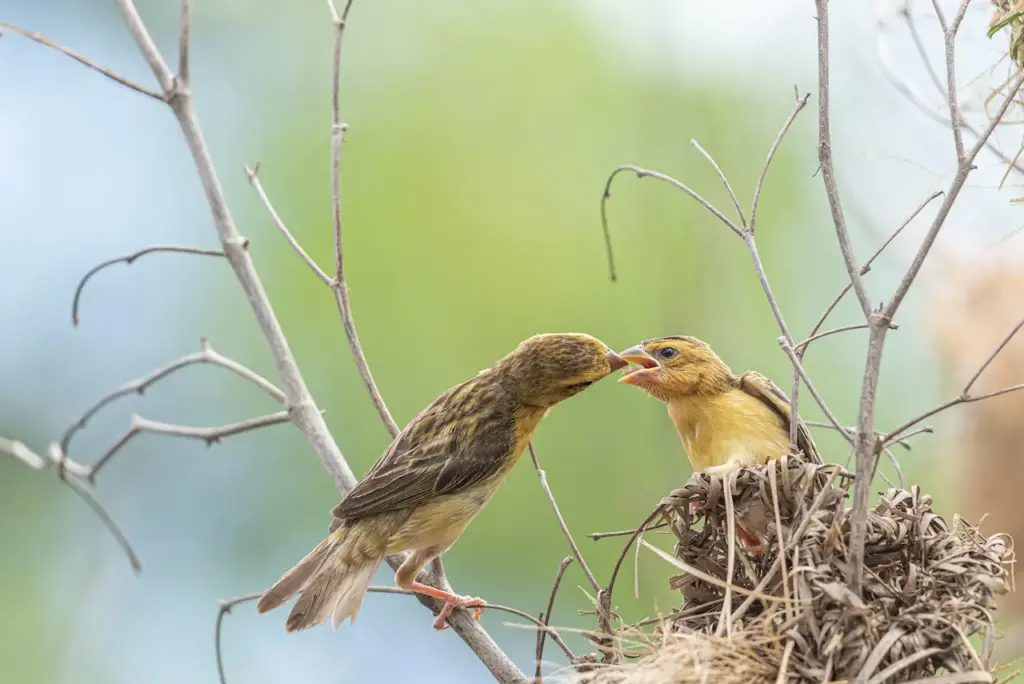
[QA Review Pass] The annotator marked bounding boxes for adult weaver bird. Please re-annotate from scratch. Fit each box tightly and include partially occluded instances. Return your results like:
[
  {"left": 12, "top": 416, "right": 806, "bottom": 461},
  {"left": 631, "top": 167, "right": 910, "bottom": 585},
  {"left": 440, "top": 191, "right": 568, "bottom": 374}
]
[
  {"left": 617, "top": 335, "right": 819, "bottom": 553},
  {"left": 258, "top": 333, "right": 627, "bottom": 631}
]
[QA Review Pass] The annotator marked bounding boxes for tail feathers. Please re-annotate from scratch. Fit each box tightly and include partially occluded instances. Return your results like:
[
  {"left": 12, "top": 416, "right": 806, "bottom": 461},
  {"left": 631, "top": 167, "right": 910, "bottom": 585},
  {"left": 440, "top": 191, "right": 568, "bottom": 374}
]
[{"left": 257, "top": 528, "right": 382, "bottom": 632}]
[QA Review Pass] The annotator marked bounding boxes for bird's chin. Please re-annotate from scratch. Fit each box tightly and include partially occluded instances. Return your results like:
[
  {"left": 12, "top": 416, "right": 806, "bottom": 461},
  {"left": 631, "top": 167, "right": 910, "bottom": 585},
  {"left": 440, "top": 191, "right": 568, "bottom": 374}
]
[{"left": 618, "top": 367, "right": 655, "bottom": 387}]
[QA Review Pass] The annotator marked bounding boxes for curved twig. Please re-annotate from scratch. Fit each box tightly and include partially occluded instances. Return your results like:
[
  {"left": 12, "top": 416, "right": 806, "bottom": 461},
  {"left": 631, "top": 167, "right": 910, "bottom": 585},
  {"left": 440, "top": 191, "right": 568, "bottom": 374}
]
[
  {"left": 71, "top": 245, "right": 224, "bottom": 326},
  {"left": 535, "top": 557, "right": 574, "bottom": 682}
]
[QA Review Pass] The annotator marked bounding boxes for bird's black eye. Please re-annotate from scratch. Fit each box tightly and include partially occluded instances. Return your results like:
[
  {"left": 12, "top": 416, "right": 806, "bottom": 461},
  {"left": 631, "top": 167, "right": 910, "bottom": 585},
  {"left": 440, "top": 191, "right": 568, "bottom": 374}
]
[{"left": 658, "top": 347, "right": 678, "bottom": 359}]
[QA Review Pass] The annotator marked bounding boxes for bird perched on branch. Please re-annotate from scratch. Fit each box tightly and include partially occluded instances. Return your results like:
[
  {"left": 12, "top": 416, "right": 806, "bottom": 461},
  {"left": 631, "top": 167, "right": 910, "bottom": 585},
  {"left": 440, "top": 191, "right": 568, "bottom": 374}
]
[
  {"left": 258, "top": 333, "right": 627, "bottom": 631},
  {"left": 617, "top": 335, "right": 818, "bottom": 552}
]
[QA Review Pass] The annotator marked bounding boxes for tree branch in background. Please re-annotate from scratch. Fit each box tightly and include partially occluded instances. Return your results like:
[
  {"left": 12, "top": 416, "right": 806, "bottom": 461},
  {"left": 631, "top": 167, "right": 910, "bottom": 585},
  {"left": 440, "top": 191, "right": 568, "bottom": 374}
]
[{"left": 71, "top": 245, "right": 225, "bottom": 326}]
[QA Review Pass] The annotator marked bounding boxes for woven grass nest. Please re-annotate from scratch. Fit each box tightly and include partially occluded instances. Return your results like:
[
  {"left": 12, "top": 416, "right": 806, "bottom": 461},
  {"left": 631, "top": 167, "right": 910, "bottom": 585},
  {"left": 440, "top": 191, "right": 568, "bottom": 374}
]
[{"left": 575, "top": 456, "right": 1014, "bottom": 684}]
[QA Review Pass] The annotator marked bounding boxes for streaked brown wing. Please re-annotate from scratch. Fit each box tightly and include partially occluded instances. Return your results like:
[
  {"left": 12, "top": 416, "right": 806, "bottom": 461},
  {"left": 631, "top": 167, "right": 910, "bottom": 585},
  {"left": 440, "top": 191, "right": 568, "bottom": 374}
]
[
  {"left": 736, "top": 370, "right": 821, "bottom": 464},
  {"left": 330, "top": 380, "right": 517, "bottom": 522}
]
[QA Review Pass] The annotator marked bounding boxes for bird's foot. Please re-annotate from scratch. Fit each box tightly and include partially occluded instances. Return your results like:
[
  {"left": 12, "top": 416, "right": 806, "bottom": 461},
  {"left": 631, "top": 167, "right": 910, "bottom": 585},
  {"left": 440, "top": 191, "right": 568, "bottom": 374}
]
[{"left": 432, "top": 594, "right": 486, "bottom": 630}]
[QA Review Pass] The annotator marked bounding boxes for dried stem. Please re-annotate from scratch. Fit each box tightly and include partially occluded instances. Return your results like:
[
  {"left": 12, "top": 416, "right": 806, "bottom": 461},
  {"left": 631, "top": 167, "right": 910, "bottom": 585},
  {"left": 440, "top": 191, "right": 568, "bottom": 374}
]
[
  {"left": 529, "top": 444, "right": 599, "bottom": 593},
  {"left": 0, "top": 22, "right": 164, "bottom": 100},
  {"left": 88, "top": 411, "right": 295, "bottom": 482},
  {"left": 778, "top": 338, "right": 854, "bottom": 446},
  {"left": 178, "top": 0, "right": 191, "bottom": 86},
  {"left": 327, "top": 0, "right": 399, "bottom": 438},
  {"left": 65, "top": 470, "right": 142, "bottom": 572},
  {"left": 962, "top": 314, "right": 1024, "bottom": 396},
  {"left": 535, "top": 556, "right": 574, "bottom": 683},
  {"left": 587, "top": 522, "right": 669, "bottom": 541},
  {"left": 71, "top": 245, "right": 225, "bottom": 326},
  {"left": 59, "top": 338, "right": 284, "bottom": 463},
  {"left": 794, "top": 324, "right": 873, "bottom": 352}
]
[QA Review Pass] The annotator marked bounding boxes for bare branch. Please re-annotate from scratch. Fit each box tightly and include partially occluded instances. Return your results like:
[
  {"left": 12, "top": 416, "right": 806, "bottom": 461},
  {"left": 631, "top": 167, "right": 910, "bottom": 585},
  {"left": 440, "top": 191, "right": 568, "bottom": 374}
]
[
  {"left": 778, "top": 338, "right": 854, "bottom": 447},
  {"left": 690, "top": 139, "right": 747, "bottom": 229},
  {"left": 0, "top": 22, "right": 164, "bottom": 101},
  {"left": 528, "top": 444, "right": 599, "bottom": 593},
  {"left": 0, "top": 435, "right": 46, "bottom": 469},
  {"left": 806, "top": 191, "right": 943, "bottom": 340},
  {"left": 815, "top": 0, "right": 872, "bottom": 320},
  {"left": 72, "top": 245, "right": 225, "bottom": 326},
  {"left": 215, "top": 592, "right": 261, "bottom": 684},
  {"left": 602, "top": 165, "right": 743, "bottom": 238},
  {"left": 962, "top": 314, "right": 1024, "bottom": 395},
  {"left": 87, "top": 410, "right": 294, "bottom": 482},
  {"left": 65, "top": 469, "right": 142, "bottom": 573},
  {"left": 795, "top": 324, "right": 874, "bottom": 352},
  {"left": 114, "top": 0, "right": 357, "bottom": 493},
  {"left": 749, "top": 89, "right": 810, "bottom": 234},
  {"left": 178, "top": 0, "right": 192, "bottom": 86},
  {"left": 244, "top": 165, "right": 332, "bottom": 286},
  {"left": 804, "top": 420, "right": 931, "bottom": 451},
  {"left": 59, "top": 339, "right": 285, "bottom": 463},
  {"left": 886, "top": 69, "right": 1024, "bottom": 320},
  {"left": 327, "top": 0, "right": 399, "bottom": 438},
  {"left": 587, "top": 522, "right": 669, "bottom": 541},
  {"left": 536, "top": 557, "right": 574, "bottom": 683}
]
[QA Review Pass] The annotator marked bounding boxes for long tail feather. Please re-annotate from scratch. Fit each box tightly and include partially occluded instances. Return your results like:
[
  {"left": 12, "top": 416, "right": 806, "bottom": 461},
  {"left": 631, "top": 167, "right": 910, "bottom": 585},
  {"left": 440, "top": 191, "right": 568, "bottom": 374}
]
[{"left": 257, "top": 526, "right": 382, "bottom": 632}]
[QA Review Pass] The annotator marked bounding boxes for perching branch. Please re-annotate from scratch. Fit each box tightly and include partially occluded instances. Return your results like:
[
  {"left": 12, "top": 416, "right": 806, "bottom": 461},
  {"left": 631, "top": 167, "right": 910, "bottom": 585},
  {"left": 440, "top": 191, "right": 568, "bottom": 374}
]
[
  {"left": 528, "top": 443, "right": 600, "bottom": 593},
  {"left": 71, "top": 245, "right": 225, "bottom": 326}
]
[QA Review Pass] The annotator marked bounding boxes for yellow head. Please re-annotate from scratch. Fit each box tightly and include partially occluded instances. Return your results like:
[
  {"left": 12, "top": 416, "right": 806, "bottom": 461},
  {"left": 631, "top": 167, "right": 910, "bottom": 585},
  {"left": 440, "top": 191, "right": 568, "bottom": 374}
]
[
  {"left": 616, "top": 336, "right": 732, "bottom": 401},
  {"left": 498, "top": 333, "right": 627, "bottom": 408}
]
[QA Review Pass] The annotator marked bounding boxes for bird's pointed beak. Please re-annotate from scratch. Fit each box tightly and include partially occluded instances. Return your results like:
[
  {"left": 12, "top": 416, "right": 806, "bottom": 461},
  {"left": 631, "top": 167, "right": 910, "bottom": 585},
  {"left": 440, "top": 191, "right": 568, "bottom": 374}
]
[
  {"left": 617, "top": 345, "right": 659, "bottom": 385},
  {"left": 605, "top": 350, "right": 627, "bottom": 372}
]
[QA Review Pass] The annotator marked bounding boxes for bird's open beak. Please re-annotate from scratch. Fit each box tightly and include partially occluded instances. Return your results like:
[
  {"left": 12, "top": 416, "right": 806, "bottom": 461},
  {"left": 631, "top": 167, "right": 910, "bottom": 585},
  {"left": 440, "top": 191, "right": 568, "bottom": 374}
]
[
  {"left": 605, "top": 350, "right": 628, "bottom": 372},
  {"left": 617, "top": 345, "right": 659, "bottom": 385}
]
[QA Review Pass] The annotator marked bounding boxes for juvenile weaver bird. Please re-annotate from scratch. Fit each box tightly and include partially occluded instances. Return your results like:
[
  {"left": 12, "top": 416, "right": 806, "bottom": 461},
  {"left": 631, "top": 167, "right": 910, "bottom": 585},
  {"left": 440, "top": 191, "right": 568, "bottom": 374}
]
[
  {"left": 258, "top": 333, "right": 627, "bottom": 631},
  {"left": 617, "top": 335, "right": 819, "bottom": 552}
]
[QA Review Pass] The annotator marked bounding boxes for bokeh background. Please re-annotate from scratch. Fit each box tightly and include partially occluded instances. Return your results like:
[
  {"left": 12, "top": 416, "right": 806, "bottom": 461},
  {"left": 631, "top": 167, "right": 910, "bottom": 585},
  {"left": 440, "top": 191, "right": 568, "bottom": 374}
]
[{"left": 3, "top": 1, "right": 1024, "bottom": 682}]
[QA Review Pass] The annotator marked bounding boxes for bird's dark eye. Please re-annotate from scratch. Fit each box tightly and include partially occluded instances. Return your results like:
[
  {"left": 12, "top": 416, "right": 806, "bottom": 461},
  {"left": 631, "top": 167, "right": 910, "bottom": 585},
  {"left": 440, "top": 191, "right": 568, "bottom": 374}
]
[{"left": 657, "top": 347, "right": 679, "bottom": 359}]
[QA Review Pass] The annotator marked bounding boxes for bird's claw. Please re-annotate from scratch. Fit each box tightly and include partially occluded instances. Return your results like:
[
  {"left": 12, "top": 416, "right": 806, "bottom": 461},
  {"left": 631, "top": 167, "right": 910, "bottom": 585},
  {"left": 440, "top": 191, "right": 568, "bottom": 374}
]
[{"left": 432, "top": 595, "right": 486, "bottom": 630}]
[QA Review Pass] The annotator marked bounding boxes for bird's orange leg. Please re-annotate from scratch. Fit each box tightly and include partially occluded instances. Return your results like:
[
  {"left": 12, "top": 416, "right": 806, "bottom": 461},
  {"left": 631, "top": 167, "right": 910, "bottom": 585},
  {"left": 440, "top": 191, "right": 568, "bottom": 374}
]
[{"left": 406, "top": 582, "right": 486, "bottom": 630}]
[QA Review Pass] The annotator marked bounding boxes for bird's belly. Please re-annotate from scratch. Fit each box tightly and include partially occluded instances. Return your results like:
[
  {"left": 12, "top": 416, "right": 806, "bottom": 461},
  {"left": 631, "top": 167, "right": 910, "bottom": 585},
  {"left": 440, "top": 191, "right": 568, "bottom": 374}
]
[{"left": 384, "top": 484, "right": 495, "bottom": 554}]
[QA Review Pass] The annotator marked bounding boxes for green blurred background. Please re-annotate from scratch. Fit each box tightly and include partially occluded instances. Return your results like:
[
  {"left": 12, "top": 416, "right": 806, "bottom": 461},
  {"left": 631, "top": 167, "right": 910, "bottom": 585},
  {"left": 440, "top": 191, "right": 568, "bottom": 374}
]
[{"left": 2, "top": 1, "right": 1019, "bottom": 682}]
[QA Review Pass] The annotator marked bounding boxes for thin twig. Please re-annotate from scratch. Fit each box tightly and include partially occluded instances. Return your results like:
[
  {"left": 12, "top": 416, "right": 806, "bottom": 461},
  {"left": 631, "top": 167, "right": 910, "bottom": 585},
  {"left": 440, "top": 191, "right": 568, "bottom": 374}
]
[
  {"left": 884, "top": 383, "right": 1024, "bottom": 448},
  {"left": 72, "top": 245, "right": 225, "bottom": 326},
  {"left": 931, "top": 0, "right": 972, "bottom": 164},
  {"left": 601, "top": 165, "right": 743, "bottom": 238},
  {"left": 806, "top": 191, "right": 943, "bottom": 339},
  {"left": 803, "top": 420, "right": 930, "bottom": 451},
  {"left": 177, "top": 0, "right": 191, "bottom": 86},
  {"left": 59, "top": 339, "right": 285, "bottom": 464},
  {"left": 65, "top": 471, "right": 142, "bottom": 572},
  {"left": 0, "top": 22, "right": 164, "bottom": 100},
  {"left": 327, "top": 0, "right": 400, "bottom": 438},
  {"left": 529, "top": 444, "right": 599, "bottom": 593},
  {"left": 962, "top": 314, "right": 1024, "bottom": 395},
  {"left": 0, "top": 435, "right": 46, "bottom": 469},
  {"left": 778, "top": 338, "right": 854, "bottom": 446},
  {"left": 794, "top": 324, "right": 875, "bottom": 352},
  {"left": 244, "top": 165, "right": 332, "bottom": 286},
  {"left": 535, "top": 557, "right": 573, "bottom": 683},
  {"left": 587, "top": 522, "right": 669, "bottom": 541},
  {"left": 814, "top": 0, "right": 872, "bottom": 319},
  {"left": 87, "top": 410, "right": 295, "bottom": 482},
  {"left": 215, "top": 593, "right": 261, "bottom": 684},
  {"left": 691, "top": 139, "right": 747, "bottom": 229},
  {"left": 749, "top": 89, "right": 810, "bottom": 234}
]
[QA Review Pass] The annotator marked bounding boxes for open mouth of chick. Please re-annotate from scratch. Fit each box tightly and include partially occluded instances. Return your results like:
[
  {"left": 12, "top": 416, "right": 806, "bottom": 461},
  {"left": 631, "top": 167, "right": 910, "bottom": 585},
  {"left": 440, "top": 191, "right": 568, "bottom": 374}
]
[{"left": 621, "top": 356, "right": 658, "bottom": 377}]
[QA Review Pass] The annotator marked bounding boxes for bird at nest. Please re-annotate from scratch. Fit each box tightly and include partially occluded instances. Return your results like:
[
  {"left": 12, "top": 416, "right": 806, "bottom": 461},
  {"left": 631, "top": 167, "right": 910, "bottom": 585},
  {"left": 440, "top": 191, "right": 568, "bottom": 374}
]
[
  {"left": 616, "top": 335, "right": 819, "bottom": 553},
  {"left": 257, "top": 333, "right": 627, "bottom": 632}
]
